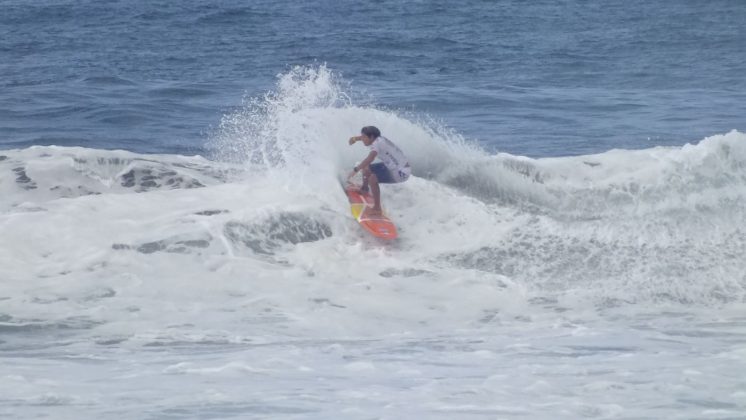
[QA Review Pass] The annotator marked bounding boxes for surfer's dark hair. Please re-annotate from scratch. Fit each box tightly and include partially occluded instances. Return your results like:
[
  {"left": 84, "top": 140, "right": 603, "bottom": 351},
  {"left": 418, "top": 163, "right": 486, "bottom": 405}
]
[{"left": 361, "top": 126, "right": 381, "bottom": 139}]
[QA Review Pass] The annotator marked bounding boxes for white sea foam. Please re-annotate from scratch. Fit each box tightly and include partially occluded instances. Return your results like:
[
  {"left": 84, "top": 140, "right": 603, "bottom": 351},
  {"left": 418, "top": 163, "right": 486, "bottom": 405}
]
[{"left": 1, "top": 66, "right": 745, "bottom": 418}]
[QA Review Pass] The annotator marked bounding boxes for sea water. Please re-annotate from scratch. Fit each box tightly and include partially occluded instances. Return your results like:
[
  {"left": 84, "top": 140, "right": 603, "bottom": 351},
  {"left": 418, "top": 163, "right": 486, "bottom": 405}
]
[{"left": 1, "top": 1, "right": 745, "bottom": 419}]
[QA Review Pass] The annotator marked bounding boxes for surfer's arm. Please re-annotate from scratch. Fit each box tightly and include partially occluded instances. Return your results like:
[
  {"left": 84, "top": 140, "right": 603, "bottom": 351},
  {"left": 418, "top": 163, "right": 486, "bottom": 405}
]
[{"left": 354, "top": 151, "right": 377, "bottom": 173}]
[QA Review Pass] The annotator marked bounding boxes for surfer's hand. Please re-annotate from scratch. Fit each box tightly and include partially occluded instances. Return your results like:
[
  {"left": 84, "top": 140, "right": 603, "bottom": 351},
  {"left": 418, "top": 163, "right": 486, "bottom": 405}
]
[{"left": 348, "top": 136, "right": 360, "bottom": 145}]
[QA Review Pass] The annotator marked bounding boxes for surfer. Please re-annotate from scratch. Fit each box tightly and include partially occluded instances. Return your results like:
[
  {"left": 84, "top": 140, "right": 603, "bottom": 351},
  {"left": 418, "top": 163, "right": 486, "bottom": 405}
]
[{"left": 348, "top": 126, "right": 411, "bottom": 215}]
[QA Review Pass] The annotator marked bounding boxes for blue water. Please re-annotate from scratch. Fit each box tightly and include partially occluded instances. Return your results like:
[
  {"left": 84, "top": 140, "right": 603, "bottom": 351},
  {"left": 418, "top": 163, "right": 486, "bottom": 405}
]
[
  {"left": 4, "top": 2, "right": 746, "bottom": 419},
  {"left": 2, "top": 0, "right": 744, "bottom": 157}
]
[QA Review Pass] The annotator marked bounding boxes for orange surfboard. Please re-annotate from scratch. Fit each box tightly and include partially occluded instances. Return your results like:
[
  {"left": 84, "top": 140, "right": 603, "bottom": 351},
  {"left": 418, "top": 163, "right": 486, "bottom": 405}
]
[{"left": 344, "top": 184, "right": 398, "bottom": 240}]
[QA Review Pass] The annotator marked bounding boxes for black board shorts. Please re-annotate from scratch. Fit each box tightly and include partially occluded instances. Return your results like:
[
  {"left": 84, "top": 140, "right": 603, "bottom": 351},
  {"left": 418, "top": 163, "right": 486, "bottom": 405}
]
[{"left": 371, "top": 162, "right": 409, "bottom": 184}]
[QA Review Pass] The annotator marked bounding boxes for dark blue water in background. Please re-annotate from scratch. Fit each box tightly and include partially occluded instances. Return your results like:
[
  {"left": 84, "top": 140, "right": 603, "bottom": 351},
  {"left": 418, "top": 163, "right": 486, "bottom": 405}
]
[{"left": 1, "top": 0, "right": 744, "bottom": 157}]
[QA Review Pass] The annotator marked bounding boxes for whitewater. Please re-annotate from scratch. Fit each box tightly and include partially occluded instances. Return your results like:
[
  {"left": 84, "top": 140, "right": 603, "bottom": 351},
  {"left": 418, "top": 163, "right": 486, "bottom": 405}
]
[{"left": 2, "top": 68, "right": 745, "bottom": 419}]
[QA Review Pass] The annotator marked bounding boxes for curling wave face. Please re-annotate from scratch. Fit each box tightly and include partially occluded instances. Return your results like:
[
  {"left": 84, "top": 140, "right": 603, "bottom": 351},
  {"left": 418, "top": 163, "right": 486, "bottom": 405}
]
[{"left": 3, "top": 66, "right": 746, "bottom": 315}]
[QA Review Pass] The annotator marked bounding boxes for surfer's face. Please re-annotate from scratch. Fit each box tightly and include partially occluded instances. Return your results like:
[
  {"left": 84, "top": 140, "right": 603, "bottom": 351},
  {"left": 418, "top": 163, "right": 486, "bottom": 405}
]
[{"left": 361, "top": 134, "right": 374, "bottom": 145}]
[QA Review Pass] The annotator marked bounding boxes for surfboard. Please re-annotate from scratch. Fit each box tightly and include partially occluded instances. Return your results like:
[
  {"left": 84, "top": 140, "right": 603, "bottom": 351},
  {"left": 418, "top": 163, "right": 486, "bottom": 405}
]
[{"left": 343, "top": 183, "right": 398, "bottom": 240}]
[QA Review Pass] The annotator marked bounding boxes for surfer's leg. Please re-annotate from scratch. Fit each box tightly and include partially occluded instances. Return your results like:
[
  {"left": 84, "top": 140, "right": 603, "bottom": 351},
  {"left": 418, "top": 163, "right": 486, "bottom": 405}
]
[
  {"left": 360, "top": 166, "right": 371, "bottom": 193},
  {"left": 368, "top": 163, "right": 392, "bottom": 214},
  {"left": 369, "top": 173, "right": 382, "bottom": 213}
]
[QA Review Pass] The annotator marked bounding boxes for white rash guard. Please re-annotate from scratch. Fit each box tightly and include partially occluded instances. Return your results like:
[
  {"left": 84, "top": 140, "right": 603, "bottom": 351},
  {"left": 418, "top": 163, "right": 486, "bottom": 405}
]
[{"left": 369, "top": 136, "right": 411, "bottom": 181}]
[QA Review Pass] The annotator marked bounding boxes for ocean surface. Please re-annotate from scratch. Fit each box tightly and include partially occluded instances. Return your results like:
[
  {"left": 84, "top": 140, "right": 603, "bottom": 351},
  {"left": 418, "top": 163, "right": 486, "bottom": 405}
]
[{"left": 2, "top": 1, "right": 746, "bottom": 419}]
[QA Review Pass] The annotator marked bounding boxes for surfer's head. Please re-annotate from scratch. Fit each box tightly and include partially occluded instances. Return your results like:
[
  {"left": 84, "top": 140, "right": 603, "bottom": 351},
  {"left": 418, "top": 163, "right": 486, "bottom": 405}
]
[{"left": 360, "top": 126, "right": 381, "bottom": 145}]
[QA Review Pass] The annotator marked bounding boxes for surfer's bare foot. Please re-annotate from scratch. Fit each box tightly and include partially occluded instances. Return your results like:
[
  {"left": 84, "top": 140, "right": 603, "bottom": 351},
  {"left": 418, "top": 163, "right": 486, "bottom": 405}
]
[{"left": 368, "top": 207, "right": 383, "bottom": 216}]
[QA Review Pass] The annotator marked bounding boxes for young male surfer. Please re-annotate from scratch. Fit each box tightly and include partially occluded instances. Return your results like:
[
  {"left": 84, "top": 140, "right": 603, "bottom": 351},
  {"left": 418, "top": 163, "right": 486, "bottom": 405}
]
[{"left": 348, "top": 126, "right": 411, "bottom": 215}]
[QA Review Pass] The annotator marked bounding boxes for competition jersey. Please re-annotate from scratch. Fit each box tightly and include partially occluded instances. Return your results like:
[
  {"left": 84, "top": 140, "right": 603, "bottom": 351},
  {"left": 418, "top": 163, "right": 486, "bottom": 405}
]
[{"left": 370, "top": 136, "right": 410, "bottom": 173}]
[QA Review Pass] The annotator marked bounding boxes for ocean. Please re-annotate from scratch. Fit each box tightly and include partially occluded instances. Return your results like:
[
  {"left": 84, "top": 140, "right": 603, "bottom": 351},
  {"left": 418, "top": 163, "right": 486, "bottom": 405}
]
[{"left": 1, "top": 1, "right": 745, "bottom": 418}]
